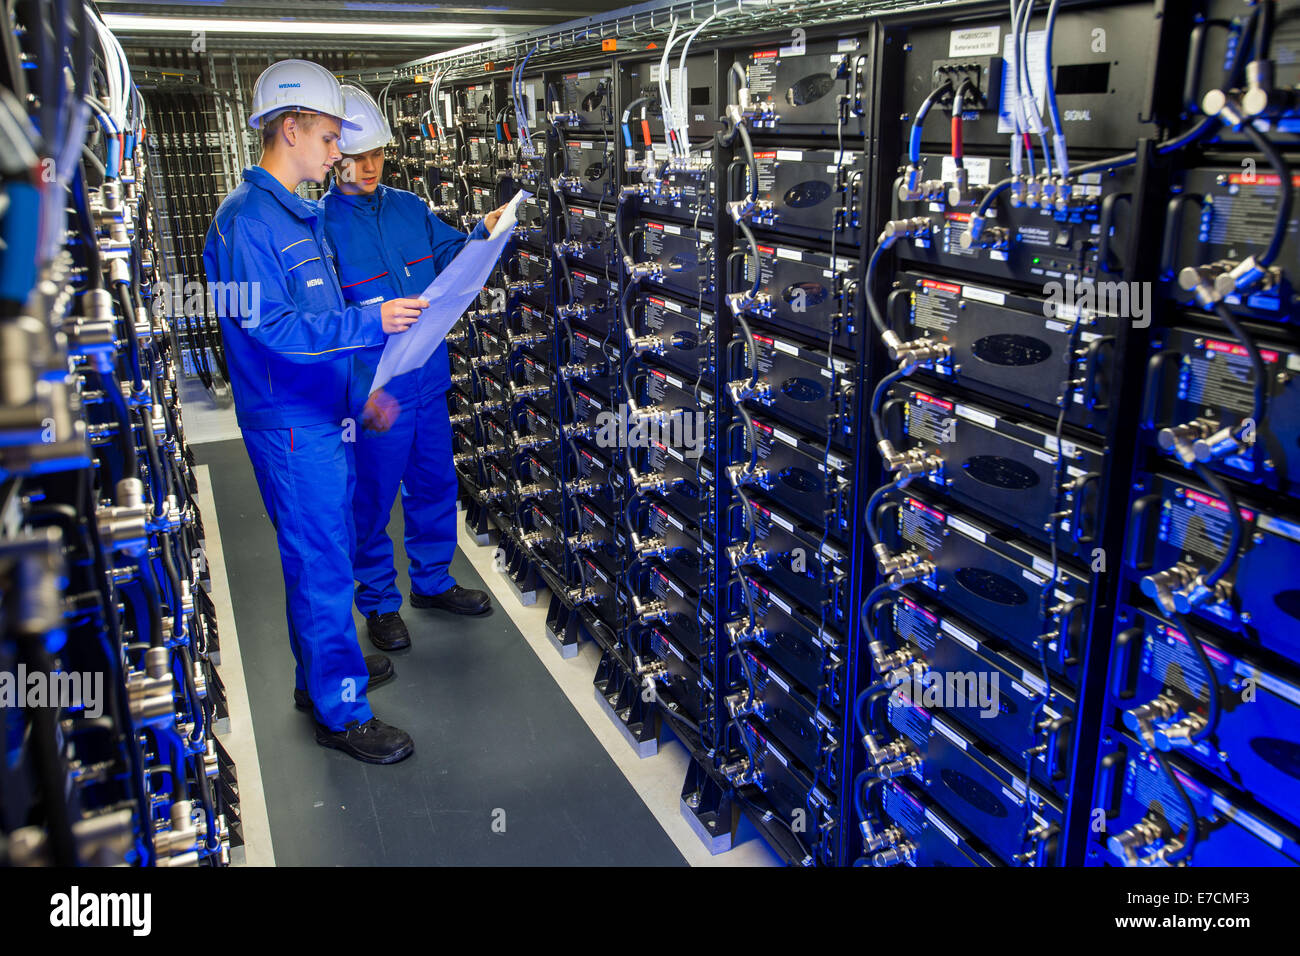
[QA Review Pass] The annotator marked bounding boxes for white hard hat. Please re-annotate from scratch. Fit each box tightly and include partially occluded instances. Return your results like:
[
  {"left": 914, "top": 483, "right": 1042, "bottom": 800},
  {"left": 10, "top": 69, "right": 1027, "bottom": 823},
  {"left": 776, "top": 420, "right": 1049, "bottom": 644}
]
[
  {"left": 248, "top": 59, "right": 360, "bottom": 130},
  {"left": 337, "top": 85, "right": 393, "bottom": 154}
]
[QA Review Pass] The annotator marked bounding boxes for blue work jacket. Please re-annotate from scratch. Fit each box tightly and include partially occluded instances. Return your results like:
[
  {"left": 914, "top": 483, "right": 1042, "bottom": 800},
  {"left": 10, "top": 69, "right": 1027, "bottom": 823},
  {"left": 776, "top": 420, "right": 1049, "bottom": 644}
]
[
  {"left": 202, "top": 166, "right": 385, "bottom": 430},
  {"left": 321, "top": 182, "right": 489, "bottom": 413}
]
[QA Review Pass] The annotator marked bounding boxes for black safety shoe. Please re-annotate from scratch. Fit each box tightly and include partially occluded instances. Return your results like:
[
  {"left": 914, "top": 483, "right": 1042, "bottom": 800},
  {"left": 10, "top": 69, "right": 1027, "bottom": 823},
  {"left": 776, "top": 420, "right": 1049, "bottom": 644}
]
[
  {"left": 314, "top": 717, "right": 414, "bottom": 765},
  {"left": 293, "top": 654, "right": 395, "bottom": 711},
  {"left": 410, "top": 584, "right": 491, "bottom": 616},
  {"left": 366, "top": 610, "right": 411, "bottom": 650}
]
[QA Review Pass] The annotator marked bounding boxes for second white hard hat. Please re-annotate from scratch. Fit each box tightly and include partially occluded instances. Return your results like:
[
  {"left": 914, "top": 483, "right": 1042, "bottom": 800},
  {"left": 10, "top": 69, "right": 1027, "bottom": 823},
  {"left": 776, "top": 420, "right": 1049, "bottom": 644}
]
[
  {"left": 337, "top": 85, "right": 393, "bottom": 154},
  {"left": 248, "top": 59, "right": 360, "bottom": 130}
]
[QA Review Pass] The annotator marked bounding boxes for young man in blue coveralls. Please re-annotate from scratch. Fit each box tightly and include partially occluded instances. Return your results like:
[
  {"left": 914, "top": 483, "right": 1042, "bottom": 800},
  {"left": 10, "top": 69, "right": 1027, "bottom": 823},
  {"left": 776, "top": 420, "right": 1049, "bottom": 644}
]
[
  {"left": 203, "top": 61, "right": 426, "bottom": 764},
  {"left": 322, "top": 85, "right": 509, "bottom": 651}
]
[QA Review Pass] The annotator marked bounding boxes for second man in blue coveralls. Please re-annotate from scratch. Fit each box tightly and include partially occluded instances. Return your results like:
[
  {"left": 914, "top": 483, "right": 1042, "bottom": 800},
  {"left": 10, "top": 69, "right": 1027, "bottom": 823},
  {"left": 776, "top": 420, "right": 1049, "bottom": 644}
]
[
  {"left": 204, "top": 61, "right": 427, "bottom": 763},
  {"left": 323, "top": 85, "right": 509, "bottom": 651}
]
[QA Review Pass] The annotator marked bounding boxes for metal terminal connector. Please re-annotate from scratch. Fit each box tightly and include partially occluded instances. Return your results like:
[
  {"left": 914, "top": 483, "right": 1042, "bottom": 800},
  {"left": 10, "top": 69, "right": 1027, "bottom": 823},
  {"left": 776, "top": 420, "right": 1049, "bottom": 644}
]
[
  {"left": 876, "top": 752, "right": 923, "bottom": 779},
  {"left": 878, "top": 217, "right": 933, "bottom": 249},
  {"left": 1154, "top": 712, "right": 1209, "bottom": 751},
  {"left": 868, "top": 637, "right": 915, "bottom": 676},
  {"left": 959, "top": 222, "right": 1008, "bottom": 250},
  {"left": 624, "top": 258, "right": 664, "bottom": 281},
  {"left": 564, "top": 533, "right": 597, "bottom": 552},
  {"left": 629, "top": 532, "right": 674, "bottom": 560},
  {"left": 1139, "top": 562, "right": 1199, "bottom": 615},
  {"left": 625, "top": 330, "right": 664, "bottom": 356},
  {"left": 1121, "top": 691, "right": 1181, "bottom": 748},
  {"left": 1157, "top": 417, "right": 1219, "bottom": 466},
  {"left": 1106, "top": 816, "right": 1164, "bottom": 866},
  {"left": 556, "top": 303, "right": 592, "bottom": 320},
  {"left": 886, "top": 560, "right": 935, "bottom": 589},
  {"left": 632, "top": 595, "right": 670, "bottom": 624},
  {"left": 1171, "top": 573, "right": 1234, "bottom": 615},
  {"left": 726, "top": 544, "right": 768, "bottom": 569},
  {"left": 870, "top": 840, "right": 917, "bottom": 866},
  {"left": 889, "top": 336, "right": 952, "bottom": 368}
]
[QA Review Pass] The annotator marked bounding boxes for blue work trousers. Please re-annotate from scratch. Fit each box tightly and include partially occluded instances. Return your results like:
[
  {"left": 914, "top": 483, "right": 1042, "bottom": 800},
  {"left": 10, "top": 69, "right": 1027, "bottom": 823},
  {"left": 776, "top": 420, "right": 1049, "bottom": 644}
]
[
  {"left": 352, "top": 394, "right": 459, "bottom": 616},
  {"left": 243, "top": 422, "right": 373, "bottom": 731}
]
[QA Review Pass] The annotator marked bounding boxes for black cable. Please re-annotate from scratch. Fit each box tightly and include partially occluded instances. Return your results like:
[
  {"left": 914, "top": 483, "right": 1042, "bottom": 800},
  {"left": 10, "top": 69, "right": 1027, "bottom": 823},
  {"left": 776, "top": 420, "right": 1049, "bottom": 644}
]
[
  {"left": 1237, "top": 121, "right": 1292, "bottom": 268},
  {"left": 1211, "top": 301, "right": 1267, "bottom": 443}
]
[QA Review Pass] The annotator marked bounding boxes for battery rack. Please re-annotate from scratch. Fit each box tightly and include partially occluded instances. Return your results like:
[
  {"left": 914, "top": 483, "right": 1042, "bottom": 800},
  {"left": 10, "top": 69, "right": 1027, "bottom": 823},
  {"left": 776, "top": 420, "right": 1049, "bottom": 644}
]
[{"left": 338, "top": 0, "right": 1299, "bottom": 868}]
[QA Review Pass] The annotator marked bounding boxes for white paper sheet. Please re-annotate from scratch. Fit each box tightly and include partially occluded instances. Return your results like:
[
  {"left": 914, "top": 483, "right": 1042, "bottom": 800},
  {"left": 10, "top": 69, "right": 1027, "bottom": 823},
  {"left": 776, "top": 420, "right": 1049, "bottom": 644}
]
[{"left": 369, "top": 189, "right": 531, "bottom": 393}]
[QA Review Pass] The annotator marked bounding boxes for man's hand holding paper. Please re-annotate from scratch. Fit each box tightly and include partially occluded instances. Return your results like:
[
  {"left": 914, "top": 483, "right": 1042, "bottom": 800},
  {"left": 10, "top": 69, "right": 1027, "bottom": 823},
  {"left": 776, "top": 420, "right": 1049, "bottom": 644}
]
[{"left": 368, "top": 189, "right": 531, "bottom": 395}]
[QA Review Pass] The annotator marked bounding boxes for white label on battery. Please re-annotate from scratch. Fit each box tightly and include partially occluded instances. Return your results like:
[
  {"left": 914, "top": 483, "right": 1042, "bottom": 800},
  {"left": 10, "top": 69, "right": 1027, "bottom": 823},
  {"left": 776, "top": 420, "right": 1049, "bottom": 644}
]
[
  {"left": 772, "top": 427, "right": 799, "bottom": 447},
  {"left": 663, "top": 223, "right": 681, "bottom": 235},
  {"left": 773, "top": 338, "right": 799, "bottom": 356},
  {"left": 664, "top": 373, "right": 683, "bottom": 388},
  {"left": 776, "top": 149, "right": 804, "bottom": 161},
  {"left": 1023, "top": 568, "right": 1046, "bottom": 586},
  {"left": 989, "top": 249, "right": 1009, "bottom": 261},
  {"left": 1032, "top": 555, "right": 1056, "bottom": 578},
  {"left": 769, "top": 591, "right": 793, "bottom": 614},
  {"left": 1210, "top": 795, "right": 1283, "bottom": 850},
  {"left": 1045, "top": 319, "right": 1075, "bottom": 333},
  {"left": 940, "top": 618, "right": 980, "bottom": 650},
  {"left": 1043, "top": 704, "right": 1060, "bottom": 720},
  {"left": 1010, "top": 680, "right": 1033, "bottom": 699},
  {"left": 931, "top": 716, "right": 967, "bottom": 750},
  {"left": 941, "top": 155, "right": 991, "bottom": 186},
  {"left": 946, "top": 514, "right": 986, "bottom": 543},
  {"left": 662, "top": 510, "right": 684, "bottom": 530},
  {"left": 1044, "top": 435, "right": 1078, "bottom": 457},
  {"left": 961, "top": 284, "right": 1006, "bottom": 306},
  {"left": 775, "top": 246, "right": 803, "bottom": 261},
  {"left": 955, "top": 403, "right": 997, "bottom": 428},
  {"left": 1033, "top": 448, "right": 1058, "bottom": 465},
  {"left": 1233, "top": 662, "right": 1300, "bottom": 707},
  {"left": 925, "top": 809, "right": 961, "bottom": 845},
  {"left": 1288, "top": 353, "right": 1300, "bottom": 372},
  {"left": 1258, "top": 512, "right": 1300, "bottom": 543},
  {"left": 665, "top": 444, "right": 684, "bottom": 462},
  {"left": 662, "top": 298, "right": 683, "bottom": 313},
  {"left": 1020, "top": 670, "right": 1048, "bottom": 695},
  {"left": 950, "top": 25, "right": 1001, "bottom": 56},
  {"left": 766, "top": 739, "right": 789, "bottom": 766},
  {"left": 837, "top": 38, "right": 859, "bottom": 52},
  {"left": 777, "top": 44, "right": 806, "bottom": 57},
  {"left": 769, "top": 510, "right": 794, "bottom": 532},
  {"left": 767, "top": 668, "right": 790, "bottom": 692}
]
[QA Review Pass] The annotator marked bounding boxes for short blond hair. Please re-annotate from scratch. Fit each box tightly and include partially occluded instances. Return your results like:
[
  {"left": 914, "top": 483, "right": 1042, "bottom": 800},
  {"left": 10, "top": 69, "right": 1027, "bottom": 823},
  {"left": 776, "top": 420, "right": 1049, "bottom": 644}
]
[{"left": 261, "top": 110, "right": 322, "bottom": 149}]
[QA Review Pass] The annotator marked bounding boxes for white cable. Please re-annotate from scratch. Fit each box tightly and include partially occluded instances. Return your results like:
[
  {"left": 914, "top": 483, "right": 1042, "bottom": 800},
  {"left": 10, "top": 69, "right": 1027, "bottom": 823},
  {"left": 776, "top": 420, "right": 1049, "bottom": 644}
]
[
  {"left": 675, "top": 2, "right": 747, "bottom": 151},
  {"left": 659, "top": 18, "right": 682, "bottom": 156}
]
